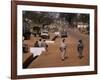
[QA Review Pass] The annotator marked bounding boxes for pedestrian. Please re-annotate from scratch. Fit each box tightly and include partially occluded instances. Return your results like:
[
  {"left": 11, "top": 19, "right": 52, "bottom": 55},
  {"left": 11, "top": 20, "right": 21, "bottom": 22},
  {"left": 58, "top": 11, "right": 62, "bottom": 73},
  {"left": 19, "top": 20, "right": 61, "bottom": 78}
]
[
  {"left": 42, "top": 39, "right": 48, "bottom": 52},
  {"left": 38, "top": 39, "right": 42, "bottom": 47},
  {"left": 34, "top": 41, "right": 39, "bottom": 47},
  {"left": 77, "top": 40, "right": 84, "bottom": 59},
  {"left": 59, "top": 39, "right": 67, "bottom": 61},
  {"left": 23, "top": 43, "right": 28, "bottom": 53}
]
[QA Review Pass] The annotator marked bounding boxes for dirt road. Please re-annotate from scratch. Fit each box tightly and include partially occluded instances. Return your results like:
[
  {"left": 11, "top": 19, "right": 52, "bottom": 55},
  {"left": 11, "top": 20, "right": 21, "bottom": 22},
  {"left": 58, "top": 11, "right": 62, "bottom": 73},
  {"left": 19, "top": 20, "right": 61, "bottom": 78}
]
[{"left": 25, "top": 28, "right": 89, "bottom": 68}]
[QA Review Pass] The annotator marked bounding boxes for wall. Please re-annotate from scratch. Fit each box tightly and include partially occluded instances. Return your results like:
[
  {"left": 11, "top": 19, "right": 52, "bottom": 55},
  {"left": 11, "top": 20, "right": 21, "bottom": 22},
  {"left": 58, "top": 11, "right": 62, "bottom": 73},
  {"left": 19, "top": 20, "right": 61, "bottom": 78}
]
[{"left": 0, "top": 0, "right": 100, "bottom": 80}]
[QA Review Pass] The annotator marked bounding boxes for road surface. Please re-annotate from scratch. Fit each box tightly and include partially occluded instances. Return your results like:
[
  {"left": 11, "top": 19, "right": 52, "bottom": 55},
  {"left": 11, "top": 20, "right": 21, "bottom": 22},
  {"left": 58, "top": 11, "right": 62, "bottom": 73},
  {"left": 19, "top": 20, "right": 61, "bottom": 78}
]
[{"left": 24, "top": 28, "right": 89, "bottom": 68}]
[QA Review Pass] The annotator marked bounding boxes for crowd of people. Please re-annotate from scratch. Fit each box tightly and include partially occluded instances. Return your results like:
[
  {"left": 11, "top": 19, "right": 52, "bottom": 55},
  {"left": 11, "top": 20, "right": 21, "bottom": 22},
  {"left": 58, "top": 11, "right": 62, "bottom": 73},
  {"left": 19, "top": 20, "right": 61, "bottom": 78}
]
[
  {"left": 33, "top": 38, "right": 84, "bottom": 61},
  {"left": 34, "top": 39, "right": 48, "bottom": 52}
]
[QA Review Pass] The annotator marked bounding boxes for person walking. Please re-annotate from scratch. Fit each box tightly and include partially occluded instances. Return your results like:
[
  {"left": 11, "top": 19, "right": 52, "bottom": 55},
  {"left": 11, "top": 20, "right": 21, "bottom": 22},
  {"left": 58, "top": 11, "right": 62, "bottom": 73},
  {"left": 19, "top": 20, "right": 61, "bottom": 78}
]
[
  {"left": 59, "top": 39, "right": 67, "bottom": 61},
  {"left": 77, "top": 40, "right": 84, "bottom": 59},
  {"left": 34, "top": 41, "right": 39, "bottom": 47},
  {"left": 42, "top": 39, "right": 48, "bottom": 52},
  {"left": 38, "top": 39, "right": 42, "bottom": 47}
]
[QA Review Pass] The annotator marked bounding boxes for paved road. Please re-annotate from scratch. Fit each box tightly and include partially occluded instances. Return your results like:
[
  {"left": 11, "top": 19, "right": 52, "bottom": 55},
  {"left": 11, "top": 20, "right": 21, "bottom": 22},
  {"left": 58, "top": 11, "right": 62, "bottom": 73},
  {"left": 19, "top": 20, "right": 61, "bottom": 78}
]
[{"left": 26, "top": 28, "right": 89, "bottom": 68}]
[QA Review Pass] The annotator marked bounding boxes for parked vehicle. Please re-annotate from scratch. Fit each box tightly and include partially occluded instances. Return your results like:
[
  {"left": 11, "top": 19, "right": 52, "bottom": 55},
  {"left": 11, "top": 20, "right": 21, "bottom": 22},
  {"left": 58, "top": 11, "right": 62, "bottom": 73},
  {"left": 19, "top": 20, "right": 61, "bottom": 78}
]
[
  {"left": 40, "top": 31, "right": 50, "bottom": 39},
  {"left": 61, "top": 31, "right": 67, "bottom": 38}
]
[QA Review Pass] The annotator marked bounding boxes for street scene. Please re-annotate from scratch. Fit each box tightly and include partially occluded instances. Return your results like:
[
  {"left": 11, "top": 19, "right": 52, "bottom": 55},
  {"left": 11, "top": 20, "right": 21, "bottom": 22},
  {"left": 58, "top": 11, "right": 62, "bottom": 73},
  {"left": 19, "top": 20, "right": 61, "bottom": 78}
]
[{"left": 22, "top": 11, "right": 89, "bottom": 68}]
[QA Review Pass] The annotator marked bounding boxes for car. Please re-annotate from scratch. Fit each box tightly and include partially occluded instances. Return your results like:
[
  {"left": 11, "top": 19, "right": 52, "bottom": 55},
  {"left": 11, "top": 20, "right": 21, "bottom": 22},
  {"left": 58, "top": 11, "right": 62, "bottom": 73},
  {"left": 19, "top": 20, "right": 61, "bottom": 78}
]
[
  {"left": 55, "top": 32, "right": 60, "bottom": 37},
  {"left": 61, "top": 31, "right": 68, "bottom": 38},
  {"left": 40, "top": 31, "right": 50, "bottom": 39}
]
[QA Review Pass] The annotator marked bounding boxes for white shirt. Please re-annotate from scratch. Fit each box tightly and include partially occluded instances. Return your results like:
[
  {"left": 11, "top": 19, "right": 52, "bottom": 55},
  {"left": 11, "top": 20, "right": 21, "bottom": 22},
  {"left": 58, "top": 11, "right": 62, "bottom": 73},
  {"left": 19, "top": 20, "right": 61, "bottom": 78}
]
[
  {"left": 60, "top": 42, "right": 66, "bottom": 49},
  {"left": 38, "top": 41, "right": 42, "bottom": 47}
]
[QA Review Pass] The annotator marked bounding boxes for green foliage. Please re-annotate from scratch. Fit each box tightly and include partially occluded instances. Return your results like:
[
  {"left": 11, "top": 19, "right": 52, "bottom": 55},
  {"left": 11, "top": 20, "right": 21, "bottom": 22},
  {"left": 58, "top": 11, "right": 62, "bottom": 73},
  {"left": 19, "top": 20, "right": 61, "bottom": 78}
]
[
  {"left": 23, "top": 11, "right": 54, "bottom": 27},
  {"left": 23, "top": 11, "right": 89, "bottom": 30}
]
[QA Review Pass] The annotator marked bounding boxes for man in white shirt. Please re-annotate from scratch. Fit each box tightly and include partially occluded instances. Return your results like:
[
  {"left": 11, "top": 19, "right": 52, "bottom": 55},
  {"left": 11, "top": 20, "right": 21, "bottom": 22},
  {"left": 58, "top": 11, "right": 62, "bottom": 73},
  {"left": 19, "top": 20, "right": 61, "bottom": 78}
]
[
  {"left": 59, "top": 39, "right": 67, "bottom": 61},
  {"left": 38, "top": 39, "right": 42, "bottom": 47}
]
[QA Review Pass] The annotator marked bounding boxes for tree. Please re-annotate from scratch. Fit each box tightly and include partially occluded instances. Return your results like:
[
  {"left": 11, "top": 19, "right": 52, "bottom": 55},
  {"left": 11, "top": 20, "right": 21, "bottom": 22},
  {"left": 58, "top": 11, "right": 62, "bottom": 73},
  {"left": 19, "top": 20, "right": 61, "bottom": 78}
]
[
  {"left": 78, "top": 14, "right": 89, "bottom": 24},
  {"left": 23, "top": 11, "right": 54, "bottom": 28}
]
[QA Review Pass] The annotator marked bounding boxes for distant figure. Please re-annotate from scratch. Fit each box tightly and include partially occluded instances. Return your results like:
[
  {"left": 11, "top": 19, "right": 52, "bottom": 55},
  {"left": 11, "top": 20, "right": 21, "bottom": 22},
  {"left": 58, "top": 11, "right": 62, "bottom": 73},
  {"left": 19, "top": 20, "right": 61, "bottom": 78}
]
[
  {"left": 38, "top": 39, "right": 42, "bottom": 47},
  {"left": 34, "top": 41, "right": 39, "bottom": 47},
  {"left": 77, "top": 40, "right": 84, "bottom": 59},
  {"left": 23, "top": 43, "right": 28, "bottom": 53},
  {"left": 42, "top": 39, "right": 48, "bottom": 52},
  {"left": 59, "top": 39, "right": 67, "bottom": 61}
]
